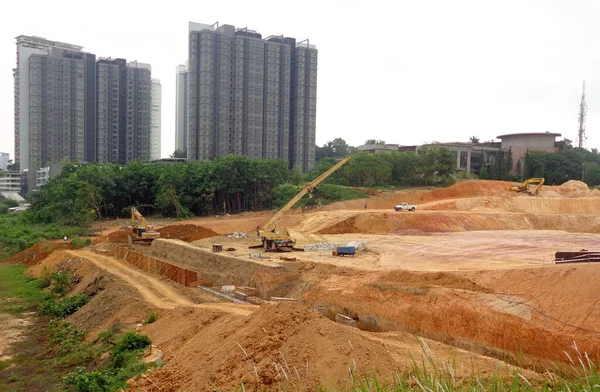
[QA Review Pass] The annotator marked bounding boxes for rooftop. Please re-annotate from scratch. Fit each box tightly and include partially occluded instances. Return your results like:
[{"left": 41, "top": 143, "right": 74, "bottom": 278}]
[{"left": 497, "top": 132, "right": 562, "bottom": 138}]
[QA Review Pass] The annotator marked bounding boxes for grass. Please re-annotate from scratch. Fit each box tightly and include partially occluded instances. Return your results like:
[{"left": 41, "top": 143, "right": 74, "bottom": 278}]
[
  {"left": 0, "top": 262, "right": 151, "bottom": 391},
  {"left": 0, "top": 213, "right": 86, "bottom": 260},
  {"left": 0, "top": 263, "right": 52, "bottom": 313}
]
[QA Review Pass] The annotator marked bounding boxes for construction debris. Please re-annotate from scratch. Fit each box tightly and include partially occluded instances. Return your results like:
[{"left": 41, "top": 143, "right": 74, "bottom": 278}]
[
  {"left": 228, "top": 232, "right": 248, "bottom": 238},
  {"left": 305, "top": 242, "right": 342, "bottom": 252},
  {"left": 279, "top": 256, "right": 297, "bottom": 262}
]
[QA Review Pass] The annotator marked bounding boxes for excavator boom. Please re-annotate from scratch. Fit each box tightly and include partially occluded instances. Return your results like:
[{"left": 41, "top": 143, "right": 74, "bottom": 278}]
[
  {"left": 255, "top": 156, "right": 352, "bottom": 251},
  {"left": 259, "top": 156, "right": 351, "bottom": 232},
  {"left": 508, "top": 178, "right": 544, "bottom": 196}
]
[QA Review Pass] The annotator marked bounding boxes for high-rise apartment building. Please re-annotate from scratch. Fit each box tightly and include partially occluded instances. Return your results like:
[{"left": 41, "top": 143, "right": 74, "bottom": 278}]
[
  {"left": 187, "top": 22, "right": 317, "bottom": 172},
  {"left": 95, "top": 59, "right": 153, "bottom": 164},
  {"left": 14, "top": 36, "right": 96, "bottom": 172},
  {"left": 15, "top": 36, "right": 154, "bottom": 170},
  {"left": 96, "top": 58, "right": 126, "bottom": 164},
  {"left": 175, "top": 63, "right": 189, "bottom": 153},
  {"left": 150, "top": 78, "right": 162, "bottom": 160},
  {"left": 0, "top": 153, "right": 9, "bottom": 171},
  {"left": 124, "top": 63, "right": 152, "bottom": 163}
]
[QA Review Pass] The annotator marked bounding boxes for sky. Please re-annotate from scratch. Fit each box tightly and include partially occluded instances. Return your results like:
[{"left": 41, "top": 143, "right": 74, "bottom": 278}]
[{"left": 1, "top": 0, "right": 599, "bottom": 160}]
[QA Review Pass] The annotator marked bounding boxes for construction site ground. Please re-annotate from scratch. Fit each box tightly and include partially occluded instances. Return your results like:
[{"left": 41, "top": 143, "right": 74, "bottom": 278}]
[{"left": 5, "top": 179, "right": 600, "bottom": 391}]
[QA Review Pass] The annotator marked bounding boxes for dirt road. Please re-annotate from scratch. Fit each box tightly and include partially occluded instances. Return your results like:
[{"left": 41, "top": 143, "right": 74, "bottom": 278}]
[{"left": 68, "top": 250, "right": 254, "bottom": 315}]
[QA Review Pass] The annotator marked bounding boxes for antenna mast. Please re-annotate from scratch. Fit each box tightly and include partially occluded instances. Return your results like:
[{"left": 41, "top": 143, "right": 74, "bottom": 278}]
[{"left": 578, "top": 81, "right": 587, "bottom": 148}]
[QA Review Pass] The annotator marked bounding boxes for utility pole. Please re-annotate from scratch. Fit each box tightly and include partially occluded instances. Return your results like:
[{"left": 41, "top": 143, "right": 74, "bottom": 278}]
[{"left": 578, "top": 81, "right": 587, "bottom": 149}]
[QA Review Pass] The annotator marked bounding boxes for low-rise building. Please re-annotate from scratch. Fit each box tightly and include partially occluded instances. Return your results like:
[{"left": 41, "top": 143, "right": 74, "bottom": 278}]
[
  {"left": 398, "top": 142, "right": 501, "bottom": 175},
  {"left": 497, "top": 132, "right": 561, "bottom": 173},
  {"left": 0, "top": 172, "right": 22, "bottom": 192}
]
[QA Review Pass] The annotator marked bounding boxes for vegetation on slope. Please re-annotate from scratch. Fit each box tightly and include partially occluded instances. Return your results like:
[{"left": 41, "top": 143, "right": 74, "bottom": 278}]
[{"left": 0, "top": 263, "right": 152, "bottom": 391}]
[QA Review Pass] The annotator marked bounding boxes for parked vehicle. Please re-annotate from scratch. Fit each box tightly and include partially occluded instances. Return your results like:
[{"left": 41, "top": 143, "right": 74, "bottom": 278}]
[
  {"left": 394, "top": 202, "right": 417, "bottom": 212},
  {"left": 332, "top": 246, "right": 356, "bottom": 256}
]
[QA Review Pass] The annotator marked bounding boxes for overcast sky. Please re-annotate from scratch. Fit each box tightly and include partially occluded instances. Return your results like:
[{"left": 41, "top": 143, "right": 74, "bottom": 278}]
[{"left": 1, "top": 0, "right": 599, "bottom": 160}]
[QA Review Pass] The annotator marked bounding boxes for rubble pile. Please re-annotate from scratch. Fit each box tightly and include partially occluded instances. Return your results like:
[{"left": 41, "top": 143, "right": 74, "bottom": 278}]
[{"left": 305, "top": 242, "right": 342, "bottom": 252}]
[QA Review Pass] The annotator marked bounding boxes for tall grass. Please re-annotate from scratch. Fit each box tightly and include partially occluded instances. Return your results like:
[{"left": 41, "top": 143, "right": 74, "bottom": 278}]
[{"left": 235, "top": 338, "right": 600, "bottom": 391}]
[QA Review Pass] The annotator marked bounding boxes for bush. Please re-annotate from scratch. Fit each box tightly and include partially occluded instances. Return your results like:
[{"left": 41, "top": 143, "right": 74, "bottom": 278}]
[
  {"left": 145, "top": 311, "right": 158, "bottom": 324},
  {"left": 36, "top": 266, "right": 52, "bottom": 289},
  {"left": 114, "top": 332, "right": 151, "bottom": 355},
  {"left": 50, "top": 271, "right": 71, "bottom": 295},
  {"left": 64, "top": 367, "right": 111, "bottom": 392},
  {"left": 40, "top": 294, "right": 89, "bottom": 318},
  {"left": 70, "top": 238, "right": 91, "bottom": 249}
]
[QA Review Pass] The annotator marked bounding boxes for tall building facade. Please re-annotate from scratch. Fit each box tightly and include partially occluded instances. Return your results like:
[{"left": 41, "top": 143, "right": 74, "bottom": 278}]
[
  {"left": 124, "top": 63, "right": 152, "bottom": 163},
  {"left": 187, "top": 22, "right": 317, "bottom": 172},
  {"left": 175, "top": 63, "right": 189, "bottom": 153},
  {"left": 96, "top": 58, "right": 126, "bottom": 164},
  {"left": 14, "top": 36, "right": 154, "bottom": 170},
  {"left": 150, "top": 79, "right": 162, "bottom": 160},
  {"left": 14, "top": 36, "right": 96, "bottom": 172},
  {"left": 0, "top": 153, "right": 9, "bottom": 171}
]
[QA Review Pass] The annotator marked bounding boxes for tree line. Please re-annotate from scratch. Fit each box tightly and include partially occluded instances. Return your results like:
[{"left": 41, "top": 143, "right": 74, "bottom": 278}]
[{"left": 26, "top": 143, "right": 457, "bottom": 225}]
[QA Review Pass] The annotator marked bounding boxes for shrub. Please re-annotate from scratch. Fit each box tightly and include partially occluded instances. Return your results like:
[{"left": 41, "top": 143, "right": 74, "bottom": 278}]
[
  {"left": 145, "top": 311, "right": 158, "bottom": 324},
  {"left": 40, "top": 294, "right": 89, "bottom": 318},
  {"left": 50, "top": 271, "right": 71, "bottom": 296},
  {"left": 71, "top": 238, "right": 91, "bottom": 249},
  {"left": 36, "top": 266, "right": 52, "bottom": 289},
  {"left": 64, "top": 367, "right": 111, "bottom": 392}
]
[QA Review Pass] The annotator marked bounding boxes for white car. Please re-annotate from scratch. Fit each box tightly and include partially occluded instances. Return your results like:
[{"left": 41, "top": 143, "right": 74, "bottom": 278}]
[{"left": 394, "top": 202, "right": 417, "bottom": 212}]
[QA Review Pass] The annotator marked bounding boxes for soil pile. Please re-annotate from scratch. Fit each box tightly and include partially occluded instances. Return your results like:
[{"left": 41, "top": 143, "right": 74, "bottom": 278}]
[
  {"left": 318, "top": 213, "right": 395, "bottom": 235},
  {"left": 559, "top": 180, "right": 589, "bottom": 193},
  {"left": 157, "top": 224, "right": 217, "bottom": 242},
  {"left": 92, "top": 229, "right": 131, "bottom": 245},
  {"left": 422, "top": 180, "right": 515, "bottom": 201},
  {"left": 2, "top": 242, "right": 72, "bottom": 265},
  {"left": 376, "top": 270, "right": 489, "bottom": 293},
  {"left": 132, "top": 302, "right": 398, "bottom": 391}
]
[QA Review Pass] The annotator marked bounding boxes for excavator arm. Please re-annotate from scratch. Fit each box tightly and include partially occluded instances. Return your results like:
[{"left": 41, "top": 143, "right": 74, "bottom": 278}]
[
  {"left": 255, "top": 156, "right": 352, "bottom": 251},
  {"left": 131, "top": 207, "right": 148, "bottom": 230},
  {"left": 259, "top": 156, "right": 351, "bottom": 232},
  {"left": 508, "top": 178, "right": 544, "bottom": 195}
]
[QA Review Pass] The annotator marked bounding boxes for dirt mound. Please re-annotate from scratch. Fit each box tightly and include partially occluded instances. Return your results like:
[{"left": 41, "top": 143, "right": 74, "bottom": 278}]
[
  {"left": 134, "top": 302, "right": 399, "bottom": 391},
  {"left": 559, "top": 180, "right": 589, "bottom": 192},
  {"left": 375, "top": 270, "right": 489, "bottom": 293},
  {"left": 92, "top": 229, "right": 131, "bottom": 245},
  {"left": 422, "top": 180, "right": 515, "bottom": 201},
  {"left": 157, "top": 224, "right": 217, "bottom": 242},
  {"left": 318, "top": 213, "right": 394, "bottom": 234},
  {"left": 2, "top": 242, "right": 72, "bottom": 265}
]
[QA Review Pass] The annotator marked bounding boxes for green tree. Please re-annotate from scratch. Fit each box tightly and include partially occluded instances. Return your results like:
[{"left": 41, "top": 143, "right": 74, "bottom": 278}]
[
  {"left": 469, "top": 136, "right": 480, "bottom": 144},
  {"left": 506, "top": 147, "right": 513, "bottom": 177},
  {"left": 170, "top": 149, "right": 187, "bottom": 158},
  {"left": 417, "top": 144, "right": 456, "bottom": 185},
  {"left": 583, "top": 163, "right": 600, "bottom": 186},
  {"left": 515, "top": 159, "right": 523, "bottom": 180}
]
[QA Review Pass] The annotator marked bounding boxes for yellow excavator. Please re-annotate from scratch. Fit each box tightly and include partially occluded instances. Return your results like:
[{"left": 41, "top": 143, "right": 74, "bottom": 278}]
[
  {"left": 130, "top": 207, "right": 161, "bottom": 244},
  {"left": 508, "top": 178, "right": 545, "bottom": 196},
  {"left": 252, "top": 156, "right": 351, "bottom": 252}
]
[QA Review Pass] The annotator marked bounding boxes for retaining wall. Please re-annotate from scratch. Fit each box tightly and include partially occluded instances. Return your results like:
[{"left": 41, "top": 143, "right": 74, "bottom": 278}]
[
  {"left": 150, "top": 239, "right": 294, "bottom": 295},
  {"left": 115, "top": 246, "right": 198, "bottom": 286}
]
